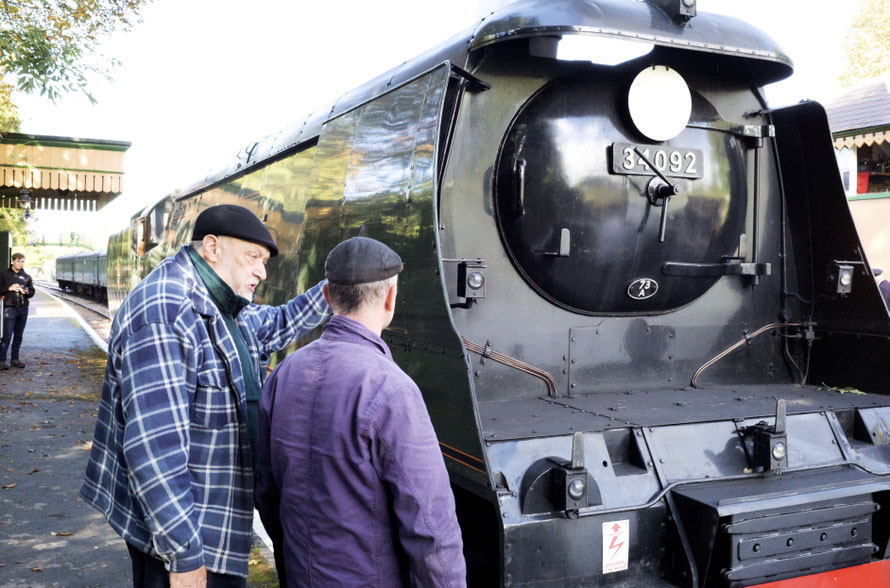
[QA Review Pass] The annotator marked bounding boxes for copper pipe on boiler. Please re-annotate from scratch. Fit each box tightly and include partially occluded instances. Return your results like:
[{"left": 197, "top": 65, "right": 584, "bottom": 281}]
[
  {"left": 463, "top": 339, "right": 558, "bottom": 398},
  {"left": 691, "top": 322, "right": 803, "bottom": 388}
]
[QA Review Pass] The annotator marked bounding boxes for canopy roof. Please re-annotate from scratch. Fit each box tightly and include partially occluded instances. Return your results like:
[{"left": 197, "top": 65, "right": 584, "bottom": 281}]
[{"left": 0, "top": 132, "right": 131, "bottom": 211}]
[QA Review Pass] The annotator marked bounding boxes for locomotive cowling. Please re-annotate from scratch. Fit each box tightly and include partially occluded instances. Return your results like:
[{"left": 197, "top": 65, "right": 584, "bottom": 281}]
[
  {"left": 104, "top": 0, "right": 890, "bottom": 586},
  {"left": 437, "top": 3, "right": 890, "bottom": 587},
  {"left": 105, "top": 195, "right": 174, "bottom": 315}
]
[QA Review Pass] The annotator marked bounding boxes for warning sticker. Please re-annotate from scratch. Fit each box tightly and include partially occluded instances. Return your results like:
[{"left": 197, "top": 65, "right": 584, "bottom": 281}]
[{"left": 602, "top": 519, "right": 629, "bottom": 574}]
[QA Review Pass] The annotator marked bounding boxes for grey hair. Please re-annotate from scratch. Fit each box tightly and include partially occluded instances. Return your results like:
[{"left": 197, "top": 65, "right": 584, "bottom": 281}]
[{"left": 327, "top": 275, "right": 397, "bottom": 315}]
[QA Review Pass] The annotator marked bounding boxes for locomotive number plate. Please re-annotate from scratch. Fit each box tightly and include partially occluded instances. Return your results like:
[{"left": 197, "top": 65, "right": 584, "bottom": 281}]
[{"left": 611, "top": 143, "right": 703, "bottom": 179}]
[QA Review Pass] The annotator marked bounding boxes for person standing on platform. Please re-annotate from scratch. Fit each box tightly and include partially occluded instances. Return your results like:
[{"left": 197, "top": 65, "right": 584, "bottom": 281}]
[
  {"left": 0, "top": 252, "right": 35, "bottom": 370},
  {"left": 81, "top": 204, "right": 330, "bottom": 588},
  {"left": 256, "top": 237, "right": 466, "bottom": 587}
]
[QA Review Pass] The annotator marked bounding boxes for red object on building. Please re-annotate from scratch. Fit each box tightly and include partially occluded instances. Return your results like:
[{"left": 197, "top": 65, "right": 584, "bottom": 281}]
[
  {"left": 858, "top": 171, "right": 870, "bottom": 194},
  {"left": 748, "top": 560, "right": 889, "bottom": 587}
]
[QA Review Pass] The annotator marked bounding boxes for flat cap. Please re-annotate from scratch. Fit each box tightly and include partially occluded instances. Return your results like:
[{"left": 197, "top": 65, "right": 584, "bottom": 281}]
[
  {"left": 192, "top": 204, "right": 279, "bottom": 257},
  {"left": 325, "top": 237, "right": 403, "bottom": 285}
]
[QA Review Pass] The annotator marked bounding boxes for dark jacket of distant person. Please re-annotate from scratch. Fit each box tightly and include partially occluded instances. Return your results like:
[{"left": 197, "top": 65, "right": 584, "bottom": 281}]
[{"left": 0, "top": 263, "right": 34, "bottom": 308}]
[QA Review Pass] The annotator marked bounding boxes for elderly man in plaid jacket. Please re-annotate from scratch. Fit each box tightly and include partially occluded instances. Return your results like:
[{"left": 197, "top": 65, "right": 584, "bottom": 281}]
[{"left": 82, "top": 205, "right": 330, "bottom": 588}]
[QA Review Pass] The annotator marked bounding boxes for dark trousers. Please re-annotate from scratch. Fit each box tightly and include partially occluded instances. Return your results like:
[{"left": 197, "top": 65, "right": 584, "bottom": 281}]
[
  {"left": 0, "top": 305, "right": 27, "bottom": 362},
  {"left": 127, "top": 543, "right": 246, "bottom": 588}
]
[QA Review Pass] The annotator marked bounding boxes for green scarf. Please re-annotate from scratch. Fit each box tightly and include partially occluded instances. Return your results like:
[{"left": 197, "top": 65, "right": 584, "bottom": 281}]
[{"left": 187, "top": 246, "right": 262, "bottom": 470}]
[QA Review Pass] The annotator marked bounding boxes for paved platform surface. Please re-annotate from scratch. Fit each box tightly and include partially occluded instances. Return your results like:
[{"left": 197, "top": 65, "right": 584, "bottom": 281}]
[
  {"left": 0, "top": 290, "right": 122, "bottom": 587},
  {"left": 0, "top": 291, "right": 278, "bottom": 587}
]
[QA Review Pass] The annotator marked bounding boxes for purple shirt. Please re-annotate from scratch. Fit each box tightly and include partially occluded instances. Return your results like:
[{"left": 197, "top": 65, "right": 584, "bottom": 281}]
[{"left": 256, "top": 316, "right": 466, "bottom": 587}]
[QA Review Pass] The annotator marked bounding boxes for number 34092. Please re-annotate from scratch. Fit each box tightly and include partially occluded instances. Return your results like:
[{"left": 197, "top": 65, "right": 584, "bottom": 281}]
[{"left": 611, "top": 142, "right": 703, "bottom": 179}]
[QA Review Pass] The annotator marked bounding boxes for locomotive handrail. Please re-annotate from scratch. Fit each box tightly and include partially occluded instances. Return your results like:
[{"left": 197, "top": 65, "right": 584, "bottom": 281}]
[
  {"left": 463, "top": 339, "right": 558, "bottom": 398},
  {"left": 662, "top": 260, "right": 771, "bottom": 277},
  {"left": 690, "top": 322, "right": 803, "bottom": 388}
]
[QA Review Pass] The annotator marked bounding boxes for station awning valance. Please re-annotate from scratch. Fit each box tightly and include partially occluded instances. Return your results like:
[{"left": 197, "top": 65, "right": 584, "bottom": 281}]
[
  {"left": 834, "top": 129, "right": 890, "bottom": 150},
  {"left": 0, "top": 133, "right": 131, "bottom": 211}
]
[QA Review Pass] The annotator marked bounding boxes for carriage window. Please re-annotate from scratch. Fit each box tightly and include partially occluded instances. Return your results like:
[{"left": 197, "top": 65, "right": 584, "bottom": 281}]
[
  {"left": 133, "top": 218, "right": 147, "bottom": 258},
  {"left": 149, "top": 203, "right": 171, "bottom": 246}
]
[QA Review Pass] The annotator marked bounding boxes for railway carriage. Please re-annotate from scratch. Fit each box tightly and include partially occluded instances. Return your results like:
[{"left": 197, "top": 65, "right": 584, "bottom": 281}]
[
  {"left": 90, "top": 0, "right": 890, "bottom": 585},
  {"left": 56, "top": 250, "right": 107, "bottom": 302}
]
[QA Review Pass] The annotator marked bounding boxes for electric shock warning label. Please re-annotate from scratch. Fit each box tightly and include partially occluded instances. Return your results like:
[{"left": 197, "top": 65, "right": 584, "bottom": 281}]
[{"left": 602, "top": 520, "right": 629, "bottom": 574}]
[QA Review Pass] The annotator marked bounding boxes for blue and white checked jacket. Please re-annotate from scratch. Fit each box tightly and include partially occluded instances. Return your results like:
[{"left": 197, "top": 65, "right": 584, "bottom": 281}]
[{"left": 81, "top": 246, "right": 329, "bottom": 577}]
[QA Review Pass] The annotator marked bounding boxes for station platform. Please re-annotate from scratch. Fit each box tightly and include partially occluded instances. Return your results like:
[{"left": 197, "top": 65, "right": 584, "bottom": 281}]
[
  {"left": 0, "top": 289, "right": 125, "bottom": 587},
  {"left": 0, "top": 290, "right": 277, "bottom": 586}
]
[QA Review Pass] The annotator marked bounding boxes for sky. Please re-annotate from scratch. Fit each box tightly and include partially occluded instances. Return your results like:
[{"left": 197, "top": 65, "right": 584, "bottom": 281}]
[{"left": 12, "top": 0, "right": 862, "bottom": 245}]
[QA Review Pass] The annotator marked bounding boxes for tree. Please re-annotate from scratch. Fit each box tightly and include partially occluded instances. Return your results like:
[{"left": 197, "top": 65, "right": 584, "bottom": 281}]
[
  {"left": 838, "top": 0, "right": 890, "bottom": 87},
  {"left": 0, "top": 207, "right": 29, "bottom": 246},
  {"left": 0, "top": 0, "right": 152, "bottom": 132},
  {"left": 0, "top": 78, "right": 19, "bottom": 130}
]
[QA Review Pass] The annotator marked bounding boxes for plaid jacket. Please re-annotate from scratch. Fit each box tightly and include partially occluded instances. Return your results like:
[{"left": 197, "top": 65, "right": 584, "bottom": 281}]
[{"left": 81, "top": 246, "right": 329, "bottom": 577}]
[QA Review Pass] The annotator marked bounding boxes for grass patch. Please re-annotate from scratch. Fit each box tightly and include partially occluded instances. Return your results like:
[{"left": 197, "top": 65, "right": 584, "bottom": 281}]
[{"left": 247, "top": 544, "right": 279, "bottom": 587}]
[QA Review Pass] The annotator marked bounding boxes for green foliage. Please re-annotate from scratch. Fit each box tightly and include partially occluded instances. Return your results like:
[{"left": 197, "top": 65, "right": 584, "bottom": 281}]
[
  {"left": 0, "top": 78, "right": 19, "bottom": 131},
  {"left": 0, "top": 0, "right": 151, "bottom": 104},
  {"left": 21, "top": 243, "right": 87, "bottom": 278},
  {"left": 821, "top": 382, "right": 867, "bottom": 395},
  {"left": 839, "top": 0, "right": 890, "bottom": 87},
  {"left": 247, "top": 545, "right": 280, "bottom": 587},
  {"left": 0, "top": 206, "right": 28, "bottom": 245}
]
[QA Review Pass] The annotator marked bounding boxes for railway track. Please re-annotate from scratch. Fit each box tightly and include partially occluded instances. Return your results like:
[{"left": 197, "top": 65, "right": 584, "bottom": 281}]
[
  {"left": 36, "top": 281, "right": 111, "bottom": 319},
  {"left": 36, "top": 281, "right": 112, "bottom": 346}
]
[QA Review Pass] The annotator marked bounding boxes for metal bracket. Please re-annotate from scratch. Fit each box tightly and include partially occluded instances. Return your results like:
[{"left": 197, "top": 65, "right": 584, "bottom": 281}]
[
  {"left": 663, "top": 261, "right": 771, "bottom": 277},
  {"left": 645, "top": 0, "right": 696, "bottom": 23},
  {"left": 570, "top": 431, "right": 584, "bottom": 470},
  {"left": 449, "top": 64, "right": 490, "bottom": 92},
  {"left": 733, "top": 124, "right": 775, "bottom": 139},
  {"left": 543, "top": 228, "right": 571, "bottom": 257},
  {"left": 687, "top": 121, "right": 775, "bottom": 145}
]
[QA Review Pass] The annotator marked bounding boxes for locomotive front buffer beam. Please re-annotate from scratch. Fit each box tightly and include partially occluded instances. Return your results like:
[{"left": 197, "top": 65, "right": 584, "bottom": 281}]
[{"left": 487, "top": 398, "right": 890, "bottom": 587}]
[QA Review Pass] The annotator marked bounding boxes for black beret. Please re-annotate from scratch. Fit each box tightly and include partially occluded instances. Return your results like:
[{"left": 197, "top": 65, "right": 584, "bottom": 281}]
[
  {"left": 192, "top": 204, "right": 279, "bottom": 257},
  {"left": 325, "top": 237, "right": 403, "bottom": 285}
]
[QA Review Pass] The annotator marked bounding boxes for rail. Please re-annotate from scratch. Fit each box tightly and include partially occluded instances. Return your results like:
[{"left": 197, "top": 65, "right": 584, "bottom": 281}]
[{"left": 35, "top": 281, "right": 112, "bottom": 319}]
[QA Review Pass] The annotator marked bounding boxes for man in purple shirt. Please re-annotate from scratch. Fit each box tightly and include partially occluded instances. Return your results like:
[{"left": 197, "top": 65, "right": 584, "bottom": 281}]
[{"left": 256, "top": 237, "right": 466, "bottom": 587}]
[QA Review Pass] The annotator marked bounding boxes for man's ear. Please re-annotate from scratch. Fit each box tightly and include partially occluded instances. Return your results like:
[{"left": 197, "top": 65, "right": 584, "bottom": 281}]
[
  {"left": 383, "top": 282, "right": 397, "bottom": 312},
  {"left": 201, "top": 235, "right": 220, "bottom": 262},
  {"left": 322, "top": 283, "right": 332, "bottom": 307}
]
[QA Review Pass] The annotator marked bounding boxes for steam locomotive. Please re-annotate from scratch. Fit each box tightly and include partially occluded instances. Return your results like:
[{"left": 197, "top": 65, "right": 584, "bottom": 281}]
[{"left": 64, "top": 0, "right": 890, "bottom": 585}]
